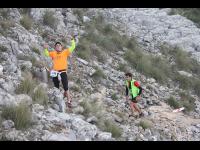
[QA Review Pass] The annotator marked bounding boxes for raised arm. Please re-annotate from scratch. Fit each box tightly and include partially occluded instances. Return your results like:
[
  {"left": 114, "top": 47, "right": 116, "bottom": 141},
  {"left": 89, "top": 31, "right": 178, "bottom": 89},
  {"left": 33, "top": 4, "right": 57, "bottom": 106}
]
[
  {"left": 68, "top": 37, "right": 76, "bottom": 53},
  {"left": 43, "top": 44, "right": 50, "bottom": 57}
]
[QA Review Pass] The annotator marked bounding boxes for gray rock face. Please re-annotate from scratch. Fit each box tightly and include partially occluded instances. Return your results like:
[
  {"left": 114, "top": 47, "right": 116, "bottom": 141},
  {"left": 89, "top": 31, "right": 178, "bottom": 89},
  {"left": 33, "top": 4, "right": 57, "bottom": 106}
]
[
  {"left": 0, "top": 90, "right": 16, "bottom": 107},
  {"left": 71, "top": 117, "right": 98, "bottom": 140},
  {"left": 97, "top": 132, "right": 112, "bottom": 141},
  {"left": 48, "top": 88, "right": 66, "bottom": 112},
  {"left": 1, "top": 120, "right": 15, "bottom": 130},
  {"left": 92, "top": 8, "right": 200, "bottom": 62},
  {"left": 15, "top": 94, "right": 32, "bottom": 106},
  {"left": 0, "top": 65, "right": 3, "bottom": 76}
]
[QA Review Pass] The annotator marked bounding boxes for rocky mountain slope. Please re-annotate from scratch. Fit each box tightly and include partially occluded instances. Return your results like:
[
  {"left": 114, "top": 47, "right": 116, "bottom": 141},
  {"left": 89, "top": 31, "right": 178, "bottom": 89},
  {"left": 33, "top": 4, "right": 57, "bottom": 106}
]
[{"left": 0, "top": 8, "right": 200, "bottom": 141}]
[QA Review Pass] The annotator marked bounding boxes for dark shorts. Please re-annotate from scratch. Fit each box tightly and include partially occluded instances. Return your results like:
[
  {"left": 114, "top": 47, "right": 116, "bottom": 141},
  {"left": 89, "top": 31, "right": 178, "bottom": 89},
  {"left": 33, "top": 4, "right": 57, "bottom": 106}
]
[{"left": 52, "top": 71, "right": 68, "bottom": 91}]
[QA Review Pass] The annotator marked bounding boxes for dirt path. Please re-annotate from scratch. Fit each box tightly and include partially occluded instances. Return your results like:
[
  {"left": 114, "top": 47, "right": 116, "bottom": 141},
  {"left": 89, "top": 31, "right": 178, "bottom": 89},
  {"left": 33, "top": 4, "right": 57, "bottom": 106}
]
[{"left": 148, "top": 102, "right": 200, "bottom": 127}]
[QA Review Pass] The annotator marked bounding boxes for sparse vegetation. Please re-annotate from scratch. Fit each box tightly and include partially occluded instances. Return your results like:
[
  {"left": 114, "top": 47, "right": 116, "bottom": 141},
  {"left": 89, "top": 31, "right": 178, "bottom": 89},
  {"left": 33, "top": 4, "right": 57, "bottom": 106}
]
[
  {"left": 71, "top": 85, "right": 80, "bottom": 92},
  {"left": 43, "top": 10, "right": 57, "bottom": 29},
  {"left": 32, "top": 86, "right": 49, "bottom": 107},
  {"left": 20, "top": 15, "right": 33, "bottom": 30},
  {"left": 91, "top": 68, "right": 106, "bottom": 81},
  {"left": 79, "top": 99, "right": 103, "bottom": 118},
  {"left": 111, "top": 93, "right": 118, "bottom": 100},
  {"left": 117, "top": 63, "right": 128, "bottom": 72},
  {"left": 138, "top": 119, "right": 152, "bottom": 130},
  {"left": 32, "top": 47, "right": 40, "bottom": 55},
  {"left": 76, "top": 39, "right": 91, "bottom": 61},
  {"left": 0, "top": 20, "right": 14, "bottom": 36},
  {"left": 0, "top": 45, "right": 8, "bottom": 52},
  {"left": 169, "top": 8, "right": 200, "bottom": 27},
  {"left": 19, "top": 8, "right": 31, "bottom": 15},
  {"left": 15, "top": 73, "right": 37, "bottom": 96},
  {"left": 173, "top": 74, "right": 192, "bottom": 90},
  {"left": 124, "top": 50, "right": 170, "bottom": 84},
  {"left": 179, "top": 92, "right": 195, "bottom": 112},
  {"left": 1, "top": 103, "right": 32, "bottom": 130},
  {"left": 193, "top": 79, "right": 200, "bottom": 97},
  {"left": 167, "top": 96, "right": 181, "bottom": 109},
  {"left": 103, "top": 119, "right": 122, "bottom": 138},
  {"left": 0, "top": 8, "right": 10, "bottom": 19}
]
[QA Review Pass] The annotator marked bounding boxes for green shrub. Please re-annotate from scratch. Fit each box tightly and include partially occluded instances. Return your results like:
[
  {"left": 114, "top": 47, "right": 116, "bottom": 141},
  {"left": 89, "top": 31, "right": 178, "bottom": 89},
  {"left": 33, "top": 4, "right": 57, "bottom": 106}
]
[
  {"left": 0, "top": 45, "right": 8, "bottom": 52},
  {"left": 0, "top": 8, "right": 10, "bottom": 19},
  {"left": 32, "top": 86, "right": 48, "bottom": 106},
  {"left": 73, "top": 9, "right": 84, "bottom": 21},
  {"left": 71, "top": 85, "right": 80, "bottom": 92},
  {"left": 20, "top": 15, "right": 33, "bottom": 30},
  {"left": 19, "top": 8, "right": 31, "bottom": 15},
  {"left": 0, "top": 20, "right": 14, "bottom": 36},
  {"left": 169, "top": 8, "right": 200, "bottom": 27},
  {"left": 43, "top": 10, "right": 57, "bottom": 29},
  {"left": 76, "top": 39, "right": 91, "bottom": 61},
  {"left": 32, "top": 47, "right": 40, "bottom": 55},
  {"left": 103, "top": 120, "right": 122, "bottom": 138},
  {"left": 173, "top": 74, "right": 193, "bottom": 90},
  {"left": 117, "top": 63, "right": 128, "bottom": 72},
  {"left": 167, "top": 96, "right": 181, "bottom": 109},
  {"left": 79, "top": 99, "right": 103, "bottom": 118},
  {"left": 103, "top": 24, "right": 114, "bottom": 35},
  {"left": 193, "top": 79, "right": 200, "bottom": 97},
  {"left": 124, "top": 50, "right": 170, "bottom": 84},
  {"left": 1, "top": 103, "right": 32, "bottom": 130},
  {"left": 91, "top": 68, "right": 106, "bottom": 81},
  {"left": 15, "top": 73, "right": 36, "bottom": 96},
  {"left": 138, "top": 119, "right": 152, "bottom": 130},
  {"left": 179, "top": 92, "right": 195, "bottom": 112},
  {"left": 126, "top": 37, "right": 138, "bottom": 50},
  {"left": 111, "top": 93, "right": 118, "bottom": 100}
]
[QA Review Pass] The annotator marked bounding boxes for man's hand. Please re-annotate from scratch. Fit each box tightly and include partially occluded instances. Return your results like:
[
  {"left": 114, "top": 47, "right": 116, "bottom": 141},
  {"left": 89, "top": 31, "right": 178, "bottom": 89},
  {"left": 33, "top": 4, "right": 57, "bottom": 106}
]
[{"left": 44, "top": 43, "right": 49, "bottom": 49}]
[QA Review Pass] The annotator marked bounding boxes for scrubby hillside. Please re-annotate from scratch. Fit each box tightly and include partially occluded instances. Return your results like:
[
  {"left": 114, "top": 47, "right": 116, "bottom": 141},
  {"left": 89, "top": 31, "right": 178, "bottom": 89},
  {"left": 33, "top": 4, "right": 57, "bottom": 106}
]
[{"left": 0, "top": 8, "right": 200, "bottom": 141}]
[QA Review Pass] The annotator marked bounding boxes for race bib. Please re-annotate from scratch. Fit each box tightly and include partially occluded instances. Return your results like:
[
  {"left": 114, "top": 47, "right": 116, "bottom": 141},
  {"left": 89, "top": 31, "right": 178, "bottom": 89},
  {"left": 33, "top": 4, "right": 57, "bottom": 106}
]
[{"left": 50, "top": 70, "right": 58, "bottom": 77}]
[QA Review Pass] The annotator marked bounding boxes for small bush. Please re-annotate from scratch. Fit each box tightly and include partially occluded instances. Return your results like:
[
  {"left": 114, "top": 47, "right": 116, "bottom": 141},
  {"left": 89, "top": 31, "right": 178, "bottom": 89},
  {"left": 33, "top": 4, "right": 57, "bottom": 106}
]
[
  {"left": 179, "top": 92, "right": 195, "bottom": 112},
  {"left": 32, "top": 47, "right": 40, "bottom": 55},
  {"left": 32, "top": 86, "right": 48, "bottom": 106},
  {"left": 19, "top": 8, "right": 31, "bottom": 15},
  {"left": 91, "top": 68, "right": 106, "bottom": 81},
  {"left": 0, "top": 8, "right": 10, "bottom": 19},
  {"left": 73, "top": 9, "right": 84, "bottom": 21},
  {"left": 71, "top": 86, "right": 80, "bottom": 92},
  {"left": 124, "top": 50, "right": 170, "bottom": 84},
  {"left": 1, "top": 103, "right": 32, "bottom": 130},
  {"left": 138, "top": 119, "right": 152, "bottom": 130},
  {"left": 173, "top": 74, "right": 193, "bottom": 90},
  {"left": 103, "top": 24, "right": 114, "bottom": 35},
  {"left": 76, "top": 39, "right": 91, "bottom": 61},
  {"left": 194, "top": 79, "right": 200, "bottom": 97},
  {"left": 43, "top": 10, "right": 57, "bottom": 29},
  {"left": 103, "top": 120, "right": 122, "bottom": 138},
  {"left": 20, "top": 15, "right": 33, "bottom": 30},
  {"left": 117, "top": 63, "right": 128, "bottom": 72},
  {"left": 0, "top": 45, "right": 8, "bottom": 52},
  {"left": 126, "top": 37, "right": 138, "bottom": 50},
  {"left": 167, "top": 96, "right": 181, "bottom": 109},
  {"left": 15, "top": 73, "right": 36, "bottom": 96},
  {"left": 111, "top": 93, "right": 118, "bottom": 100},
  {"left": 169, "top": 8, "right": 200, "bottom": 27},
  {"left": 79, "top": 99, "right": 103, "bottom": 118},
  {"left": 0, "top": 20, "right": 14, "bottom": 36}
]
